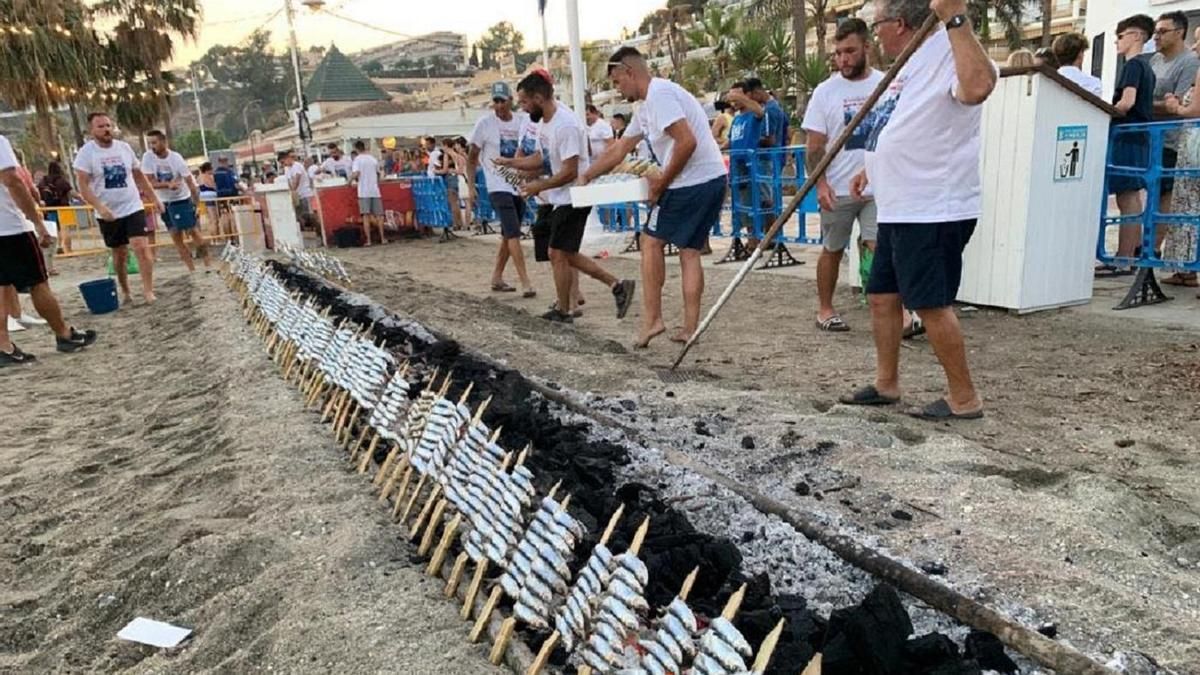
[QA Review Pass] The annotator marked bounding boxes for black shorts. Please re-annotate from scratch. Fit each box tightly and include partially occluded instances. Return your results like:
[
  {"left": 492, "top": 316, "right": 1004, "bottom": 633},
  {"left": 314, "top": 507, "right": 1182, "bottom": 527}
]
[
  {"left": 866, "top": 220, "right": 977, "bottom": 310},
  {"left": 548, "top": 205, "right": 591, "bottom": 254},
  {"left": 1162, "top": 146, "right": 1178, "bottom": 194},
  {"left": 0, "top": 232, "right": 48, "bottom": 293},
  {"left": 489, "top": 192, "right": 526, "bottom": 239},
  {"left": 99, "top": 210, "right": 147, "bottom": 249},
  {"left": 532, "top": 204, "right": 554, "bottom": 262}
]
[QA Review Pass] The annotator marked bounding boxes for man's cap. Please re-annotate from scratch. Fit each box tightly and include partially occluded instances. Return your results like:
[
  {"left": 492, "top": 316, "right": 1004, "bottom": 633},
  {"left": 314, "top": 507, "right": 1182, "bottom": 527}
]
[{"left": 491, "top": 81, "right": 512, "bottom": 100}]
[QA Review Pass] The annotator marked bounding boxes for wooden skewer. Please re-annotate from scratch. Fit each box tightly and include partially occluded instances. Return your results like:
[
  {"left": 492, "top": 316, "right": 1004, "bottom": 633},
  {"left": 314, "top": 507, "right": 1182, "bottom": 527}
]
[
  {"left": 444, "top": 551, "right": 470, "bottom": 598},
  {"left": 416, "top": 495, "right": 448, "bottom": 552},
  {"left": 721, "top": 582, "right": 748, "bottom": 621},
  {"left": 425, "top": 512, "right": 461, "bottom": 575},
  {"left": 489, "top": 426, "right": 503, "bottom": 443},
  {"left": 375, "top": 443, "right": 406, "bottom": 490},
  {"left": 751, "top": 617, "right": 787, "bottom": 674},
  {"left": 355, "top": 433, "right": 380, "bottom": 474},
  {"left": 464, "top": 561, "right": 493, "bottom": 623},
  {"left": 515, "top": 443, "right": 530, "bottom": 467},
  {"left": 498, "top": 452, "right": 514, "bottom": 472},
  {"left": 407, "top": 480, "right": 439, "bottom": 530},
  {"left": 627, "top": 515, "right": 651, "bottom": 556},
  {"left": 387, "top": 465, "right": 414, "bottom": 513},
  {"left": 678, "top": 565, "right": 699, "bottom": 602},
  {"left": 600, "top": 504, "right": 625, "bottom": 545},
  {"left": 801, "top": 652, "right": 823, "bottom": 675},
  {"left": 488, "top": 615, "right": 516, "bottom": 665},
  {"left": 396, "top": 471, "right": 425, "bottom": 521},
  {"left": 470, "top": 395, "right": 492, "bottom": 425}
]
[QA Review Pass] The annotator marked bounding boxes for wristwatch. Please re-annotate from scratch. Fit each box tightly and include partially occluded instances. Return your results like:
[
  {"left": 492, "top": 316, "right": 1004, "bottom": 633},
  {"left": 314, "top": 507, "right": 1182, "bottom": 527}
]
[{"left": 946, "top": 14, "right": 969, "bottom": 30}]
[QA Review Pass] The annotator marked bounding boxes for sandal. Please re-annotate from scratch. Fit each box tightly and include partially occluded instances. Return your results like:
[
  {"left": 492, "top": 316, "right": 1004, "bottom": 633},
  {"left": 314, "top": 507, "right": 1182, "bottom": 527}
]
[
  {"left": 838, "top": 385, "right": 900, "bottom": 406},
  {"left": 1162, "top": 273, "right": 1198, "bottom": 287},
  {"left": 906, "top": 399, "right": 983, "bottom": 420},
  {"left": 1094, "top": 264, "right": 1134, "bottom": 278},
  {"left": 522, "top": 289, "right": 537, "bottom": 298},
  {"left": 816, "top": 315, "right": 850, "bottom": 332},
  {"left": 491, "top": 282, "right": 517, "bottom": 293},
  {"left": 903, "top": 317, "right": 926, "bottom": 340}
]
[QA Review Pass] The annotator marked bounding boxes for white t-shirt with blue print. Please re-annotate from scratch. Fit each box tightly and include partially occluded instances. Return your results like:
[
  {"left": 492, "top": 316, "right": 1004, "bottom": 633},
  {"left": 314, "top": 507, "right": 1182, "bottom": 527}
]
[{"left": 470, "top": 110, "right": 529, "bottom": 195}]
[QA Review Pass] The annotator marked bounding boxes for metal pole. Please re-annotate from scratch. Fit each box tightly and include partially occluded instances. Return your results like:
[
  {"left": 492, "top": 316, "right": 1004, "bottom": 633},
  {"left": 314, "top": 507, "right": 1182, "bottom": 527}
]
[
  {"left": 565, "top": 0, "right": 586, "bottom": 119},
  {"left": 284, "top": 0, "right": 308, "bottom": 157},
  {"left": 541, "top": 9, "right": 550, "bottom": 68},
  {"left": 191, "top": 67, "right": 209, "bottom": 158}
]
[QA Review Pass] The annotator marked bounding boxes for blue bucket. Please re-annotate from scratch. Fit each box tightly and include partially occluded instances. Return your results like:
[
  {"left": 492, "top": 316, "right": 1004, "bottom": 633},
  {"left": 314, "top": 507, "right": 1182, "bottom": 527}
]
[{"left": 79, "top": 278, "right": 119, "bottom": 315}]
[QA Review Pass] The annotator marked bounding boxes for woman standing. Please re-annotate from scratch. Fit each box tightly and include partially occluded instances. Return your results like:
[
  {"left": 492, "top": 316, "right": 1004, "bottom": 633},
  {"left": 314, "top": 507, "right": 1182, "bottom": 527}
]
[
  {"left": 1164, "top": 34, "right": 1200, "bottom": 289},
  {"left": 38, "top": 161, "right": 75, "bottom": 265}
]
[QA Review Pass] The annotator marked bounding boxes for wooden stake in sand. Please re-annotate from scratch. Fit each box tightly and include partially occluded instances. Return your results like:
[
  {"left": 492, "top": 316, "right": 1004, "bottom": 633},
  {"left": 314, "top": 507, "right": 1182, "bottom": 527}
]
[
  {"left": 526, "top": 505, "right": 628, "bottom": 675},
  {"left": 467, "top": 483, "right": 563, "bottom": 633},
  {"left": 721, "top": 582, "right": 748, "bottom": 621},
  {"left": 751, "top": 617, "right": 787, "bottom": 673},
  {"left": 801, "top": 652, "right": 823, "bottom": 675}
]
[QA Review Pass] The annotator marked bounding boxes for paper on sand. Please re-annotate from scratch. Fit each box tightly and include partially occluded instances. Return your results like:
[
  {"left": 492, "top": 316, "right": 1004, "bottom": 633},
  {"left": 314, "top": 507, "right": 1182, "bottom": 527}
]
[{"left": 117, "top": 617, "right": 192, "bottom": 648}]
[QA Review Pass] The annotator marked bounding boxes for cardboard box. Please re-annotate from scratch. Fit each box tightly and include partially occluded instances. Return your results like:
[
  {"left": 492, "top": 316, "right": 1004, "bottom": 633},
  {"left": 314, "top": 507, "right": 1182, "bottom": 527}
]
[{"left": 569, "top": 178, "right": 650, "bottom": 207}]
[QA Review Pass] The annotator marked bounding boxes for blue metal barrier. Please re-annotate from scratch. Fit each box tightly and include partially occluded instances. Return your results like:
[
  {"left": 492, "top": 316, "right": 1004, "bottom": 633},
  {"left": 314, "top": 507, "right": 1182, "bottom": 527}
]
[
  {"left": 410, "top": 176, "right": 454, "bottom": 230},
  {"left": 724, "top": 145, "right": 821, "bottom": 244},
  {"left": 1100, "top": 119, "right": 1200, "bottom": 308}
]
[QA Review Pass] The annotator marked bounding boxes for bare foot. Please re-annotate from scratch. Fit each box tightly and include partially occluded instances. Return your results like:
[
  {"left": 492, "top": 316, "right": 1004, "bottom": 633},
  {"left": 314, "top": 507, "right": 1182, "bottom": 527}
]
[
  {"left": 144, "top": 293, "right": 157, "bottom": 304},
  {"left": 633, "top": 321, "right": 666, "bottom": 349},
  {"left": 669, "top": 330, "right": 691, "bottom": 344},
  {"left": 121, "top": 294, "right": 134, "bottom": 306}
]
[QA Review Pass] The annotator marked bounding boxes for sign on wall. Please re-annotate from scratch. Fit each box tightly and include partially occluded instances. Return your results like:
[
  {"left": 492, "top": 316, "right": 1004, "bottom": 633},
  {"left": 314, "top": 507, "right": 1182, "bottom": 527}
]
[{"left": 1055, "top": 125, "right": 1087, "bottom": 182}]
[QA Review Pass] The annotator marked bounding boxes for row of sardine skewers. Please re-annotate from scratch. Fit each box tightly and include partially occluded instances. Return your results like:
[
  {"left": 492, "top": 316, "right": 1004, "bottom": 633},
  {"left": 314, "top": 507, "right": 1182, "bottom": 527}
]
[{"left": 222, "top": 245, "right": 790, "bottom": 675}]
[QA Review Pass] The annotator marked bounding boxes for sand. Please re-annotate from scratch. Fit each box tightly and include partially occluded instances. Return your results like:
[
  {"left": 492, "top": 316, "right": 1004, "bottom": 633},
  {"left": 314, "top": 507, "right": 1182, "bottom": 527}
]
[
  {"left": 3, "top": 230, "right": 1197, "bottom": 672},
  {"left": 0, "top": 263, "right": 504, "bottom": 674}
]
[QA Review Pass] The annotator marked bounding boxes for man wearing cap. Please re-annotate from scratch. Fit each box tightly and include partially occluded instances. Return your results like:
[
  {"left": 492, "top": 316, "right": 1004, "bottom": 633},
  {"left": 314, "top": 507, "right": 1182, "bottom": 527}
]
[
  {"left": 582, "top": 47, "right": 728, "bottom": 348},
  {"left": 467, "top": 81, "right": 537, "bottom": 297}
]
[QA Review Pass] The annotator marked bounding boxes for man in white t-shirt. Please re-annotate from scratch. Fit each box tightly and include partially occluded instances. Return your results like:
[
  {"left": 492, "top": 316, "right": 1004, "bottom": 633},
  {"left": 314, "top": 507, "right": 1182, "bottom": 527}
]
[
  {"left": 321, "top": 143, "right": 353, "bottom": 179},
  {"left": 1052, "top": 32, "right": 1103, "bottom": 97},
  {"left": 74, "top": 112, "right": 163, "bottom": 304},
  {"left": 582, "top": 47, "right": 728, "bottom": 348},
  {"left": 802, "top": 18, "right": 884, "bottom": 333},
  {"left": 0, "top": 133, "right": 96, "bottom": 365},
  {"left": 585, "top": 105, "right": 615, "bottom": 160},
  {"left": 840, "top": 0, "right": 996, "bottom": 421},
  {"left": 467, "top": 81, "right": 537, "bottom": 296},
  {"left": 498, "top": 71, "right": 635, "bottom": 324},
  {"left": 279, "top": 150, "right": 316, "bottom": 228},
  {"left": 424, "top": 136, "right": 443, "bottom": 179},
  {"left": 142, "top": 130, "right": 210, "bottom": 273},
  {"left": 350, "top": 140, "right": 384, "bottom": 245},
  {"left": 306, "top": 157, "right": 320, "bottom": 181}
]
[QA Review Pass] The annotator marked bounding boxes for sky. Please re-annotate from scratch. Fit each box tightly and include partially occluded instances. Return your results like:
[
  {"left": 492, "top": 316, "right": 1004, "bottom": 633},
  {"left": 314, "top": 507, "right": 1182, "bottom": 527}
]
[{"left": 172, "top": 0, "right": 670, "bottom": 67}]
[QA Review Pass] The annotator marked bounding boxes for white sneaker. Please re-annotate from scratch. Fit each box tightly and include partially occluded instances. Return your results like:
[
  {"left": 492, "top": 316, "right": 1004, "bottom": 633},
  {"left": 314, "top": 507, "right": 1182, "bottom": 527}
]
[
  {"left": 7, "top": 316, "right": 26, "bottom": 332},
  {"left": 17, "top": 314, "right": 47, "bottom": 327}
]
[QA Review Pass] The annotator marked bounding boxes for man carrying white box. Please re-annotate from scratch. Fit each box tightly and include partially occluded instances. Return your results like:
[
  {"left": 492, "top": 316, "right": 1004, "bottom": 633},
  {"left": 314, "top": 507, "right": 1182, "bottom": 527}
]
[{"left": 581, "top": 46, "right": 728, "bottom": 348}]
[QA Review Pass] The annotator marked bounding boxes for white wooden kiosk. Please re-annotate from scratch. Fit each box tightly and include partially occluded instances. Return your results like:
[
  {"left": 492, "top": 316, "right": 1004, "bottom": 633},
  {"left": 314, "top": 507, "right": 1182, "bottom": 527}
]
[
  {"left": 958, "top": 66, "right": 1117, "bottom": 313},
  {"left": 256, "top": 182, "right": 304, "bottom": 250}
]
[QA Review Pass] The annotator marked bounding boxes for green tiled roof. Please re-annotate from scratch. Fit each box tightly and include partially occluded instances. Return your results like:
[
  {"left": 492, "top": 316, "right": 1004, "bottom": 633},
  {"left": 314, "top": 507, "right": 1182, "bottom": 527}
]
[{"left": 306, "top": 45, "right": 390, "bottom": 103}]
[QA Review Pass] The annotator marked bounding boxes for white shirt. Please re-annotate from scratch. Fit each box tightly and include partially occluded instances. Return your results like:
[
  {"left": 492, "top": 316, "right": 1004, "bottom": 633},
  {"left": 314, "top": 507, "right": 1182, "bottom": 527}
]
[
  {"left": 627, "top": 78, "right": 727, "bottom": 189},
  {"left": 801, "top": 69, "right": 884, "bottom": 198},
  {"left": 1057, "top": 65, "right": 1103, "bottom": 98},
  {"left": 0, "top": 135, "right": 30, "bottom": 236},
  {"left": 587, "top": 118, "right": 614, "bottom": 159},
  {"left": 286, "top": 162, "right": 314, "bottom": 198},
  {"left": 140, "top": 149, "right": 192, "bottom": 203},
  {"left": 470, "top": 110, "right": 527, "bottom": 194},
  {"left": 427, "top": 148, "right": 443, "bottom": 178},
  {"left": 321, "top": 156, "right": 353, "bottom": 178},
  {"left": 307, "top": 164, "right": 320, "bottom": 180},
  {"left": 73, "top": 139, "right": 144, "bottom": 219},
  {"left": 352, "top": 153, "right": 381, "bottom": 198},
  {"left": 864, "top": 28, "right": 995, "bottom": 223},
  {"left": 537, "top": 103, "right": 589, "bottom": 206}
]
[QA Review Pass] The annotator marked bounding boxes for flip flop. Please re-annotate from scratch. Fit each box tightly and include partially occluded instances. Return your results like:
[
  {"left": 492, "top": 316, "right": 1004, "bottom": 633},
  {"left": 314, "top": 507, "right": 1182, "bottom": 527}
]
[
  {"left": 906, "top": 399, "right": 983, "bottom": 421},
  {"left": 903, "top": 317, "right": 926, "bottom": 340},
  {"left": 838, "top": 385, "right": 899, "bottom": 406},
  {"left": 491, "top": 282, "right": 517, "bottom": 292},
  {"left": 1162, "top": 274, "right": 1199, "bottom": 287},
  {"left": 816, "top": 315, "right": 850, "bottom": 332},
  {"left": 522, "top": 289, "right": 537, "bottom": 298}
]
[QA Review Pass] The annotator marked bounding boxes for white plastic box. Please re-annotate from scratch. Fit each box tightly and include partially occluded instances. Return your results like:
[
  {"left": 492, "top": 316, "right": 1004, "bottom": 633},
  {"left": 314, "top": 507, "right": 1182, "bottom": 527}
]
[{"left": 569, "top": 178, "right": 650, "bottom": 207}]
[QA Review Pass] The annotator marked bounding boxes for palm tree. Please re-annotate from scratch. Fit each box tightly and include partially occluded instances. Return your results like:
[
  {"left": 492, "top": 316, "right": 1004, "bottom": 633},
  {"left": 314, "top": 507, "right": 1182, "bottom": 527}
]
[
  {"left": 91, "top": 0, "right": 201, "bottom": 135},
  {"left": 745, "top": 0, "right": 831, "bottom": 60},
  {"left": 764, "top": 25, "right": 793, "bottom": 95},
  {"left": 1041, "top": 0, "right": 1053, "bottom": 48},
  {"left": 687, "top": 6, "right": 740, "bottom": 81},
  {"left": 733, "top": 27, "right": 770, "bottom": 75},
  {"left": 0, "top": 0, "right": 104, "bottom": 151},
  {"left": 967, "top": 0, "right": 1025, "bottom": 50}
]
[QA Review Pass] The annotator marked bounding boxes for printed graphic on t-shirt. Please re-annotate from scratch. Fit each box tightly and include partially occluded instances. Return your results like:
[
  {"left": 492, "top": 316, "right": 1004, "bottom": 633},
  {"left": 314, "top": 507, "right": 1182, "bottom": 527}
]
[
  {"left": 154, "top": 166, "right": 175, "bottom": 183},
  {"left": 864, "top": 79, "right": 907, "bottom": 151},
  {"left": 102, "top": 160, "right": 129, "bottom": 189},
  {"left": 500, "top": 138, "right": 519, "bottom": 158},
  {"left": 842, "top": 96, "right": 881, "bottom": 151}
]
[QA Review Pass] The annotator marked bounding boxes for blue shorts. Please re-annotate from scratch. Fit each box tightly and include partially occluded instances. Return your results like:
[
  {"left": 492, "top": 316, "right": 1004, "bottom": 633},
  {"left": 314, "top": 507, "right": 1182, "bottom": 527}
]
[
  {"left": 489, "top": 192, "right": 526, "bottom": 239},
  {"left": 866, "top": 220, "right": 977, "bottom": 310},
  {"left": 645, "top": 176, "right": 726, "bottom": 250},
  {"left": 163, "top": 199, "right": 198, "bottom": 231}
]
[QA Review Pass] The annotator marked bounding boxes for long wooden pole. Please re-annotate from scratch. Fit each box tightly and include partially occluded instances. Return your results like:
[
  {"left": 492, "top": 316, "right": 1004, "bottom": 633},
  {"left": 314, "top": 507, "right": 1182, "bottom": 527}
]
[{"left": 671, "top": 13, "right": 940, "bottom": 370}]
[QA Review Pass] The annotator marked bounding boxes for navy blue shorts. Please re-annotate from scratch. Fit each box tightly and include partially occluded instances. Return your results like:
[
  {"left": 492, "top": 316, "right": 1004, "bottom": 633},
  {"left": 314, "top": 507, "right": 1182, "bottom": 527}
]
[
  {"left": 646, "top": 176, "right": 726, "bottom": 250},
  {"left": 489, "top": 192, "right": 526, "bottom": 239},
  {"left": 866, "top": 220, "right": 977, "bottom": 310},
  {"left": 162, "top": 199, "right": 198, "bottom": 232}
]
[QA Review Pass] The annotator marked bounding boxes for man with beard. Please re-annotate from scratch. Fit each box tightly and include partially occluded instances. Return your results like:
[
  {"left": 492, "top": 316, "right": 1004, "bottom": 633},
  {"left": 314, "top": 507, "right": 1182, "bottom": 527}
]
[
  {"left": 467, "top": 81, "right": 537, "bottom": 297},
  {"left": 497, "top": 71, "right": 635, "bottom": 323},
  {"left": 802, "top": 18, "right": 883, "bottom": 332},
  {"left": 582, "top": 47, "right": 727, "bottom": 347},
  {"left": 321, "top": 143, "right": 353, "bottom": 179},
  {"left": 74, "top": 112, "right": 162, "bottom": 304}
]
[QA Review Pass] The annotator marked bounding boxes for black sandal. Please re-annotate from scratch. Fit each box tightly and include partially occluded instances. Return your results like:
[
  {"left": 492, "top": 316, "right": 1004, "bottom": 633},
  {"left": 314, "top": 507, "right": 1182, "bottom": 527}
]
[
  {"left": 906, "top": 399, "right": 983, "bottom": 420},
  {"left": 838, "top": 385, "right": 899, "bottom": 406},
  {"left": 816, "top": 315, "right": 850, "bottom": 332}
]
